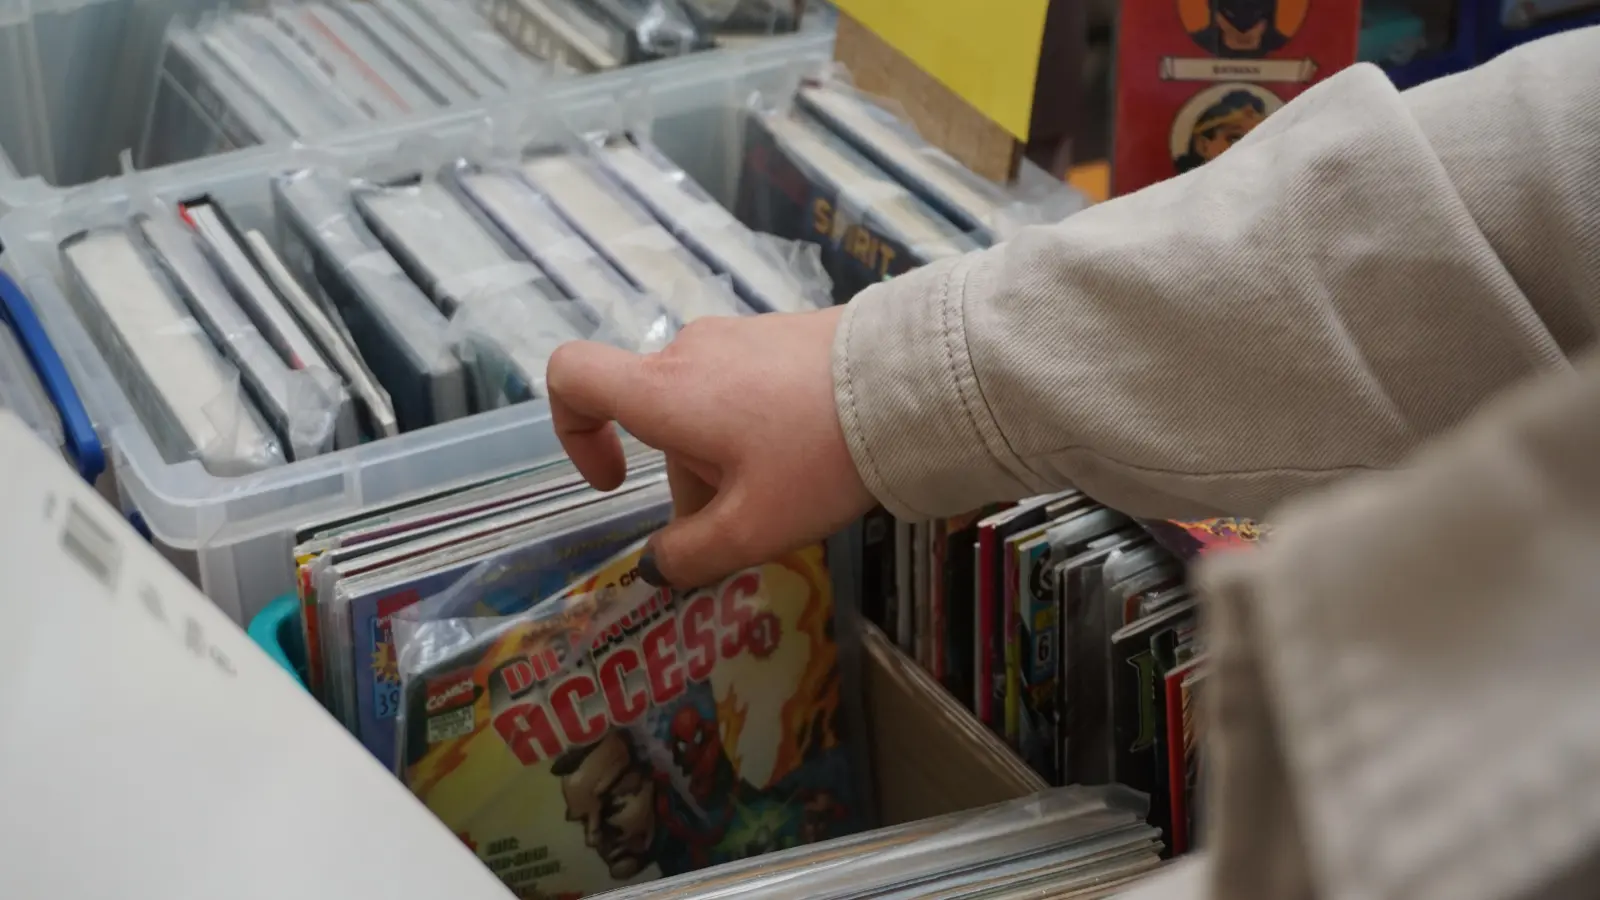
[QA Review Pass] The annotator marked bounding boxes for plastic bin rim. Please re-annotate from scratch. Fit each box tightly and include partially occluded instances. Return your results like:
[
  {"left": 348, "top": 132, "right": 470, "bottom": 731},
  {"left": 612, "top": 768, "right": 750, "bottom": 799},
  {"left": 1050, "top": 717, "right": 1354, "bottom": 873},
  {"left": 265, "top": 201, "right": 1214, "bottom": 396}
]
[{"left": 0, "top": 29, "right": 835, "bottom": 545}]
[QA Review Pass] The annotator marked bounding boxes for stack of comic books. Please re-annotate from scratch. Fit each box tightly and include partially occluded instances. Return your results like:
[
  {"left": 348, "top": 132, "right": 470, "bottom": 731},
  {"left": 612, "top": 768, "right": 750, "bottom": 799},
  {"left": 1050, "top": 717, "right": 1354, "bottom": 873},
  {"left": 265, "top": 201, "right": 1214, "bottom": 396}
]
[
  {"left": 140, "top": 0, "right": 807, "bottom": 169},
  {"left": 56, "top": 133, "right": 819, "bottom": 477},
  {"left": 737, "top": 78, "right": 1087, "bottom": 303},
  {"left": 587, "top": 785, "right": 1166, "bottom": 900},
  {"left": 868, "top": 488, "right": 1267, "bottom": 859},
  {"left": 3, "top": 408, "right": 1173, "bottom": 900},
  {"left": 286, "top": 438, "right": 885, "bottom": 897}
]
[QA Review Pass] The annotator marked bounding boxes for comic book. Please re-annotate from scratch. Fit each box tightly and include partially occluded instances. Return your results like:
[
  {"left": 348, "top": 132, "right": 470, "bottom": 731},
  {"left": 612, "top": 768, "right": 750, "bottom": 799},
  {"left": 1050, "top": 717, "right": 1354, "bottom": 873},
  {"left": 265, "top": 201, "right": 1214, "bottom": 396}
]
[
  {"left": 1014, "top": 515, "right": 1139, "bottom": 784},
  {"left": 1139, "top": 517, "right": 1267, "bottom": 560},
  {"left": 1164, "top": 658, "right": 1206, "bottom": 856},
  {"left": 397, "top": 539, "right": 871, "bottom": 898},
  {"left": 976, "top": 493, "right": 1083, "bottom": 731},
  {"left": 1110, "top": 0, "right": 1360, "bottom": 195},
  {"left": 334, "top": 486, "right": 672, "bottom": 765},
  {"left": 1002, "top": 522, "right": 1051, "bottom": 748},
  {"left": 927, "top": 518, "right": 948, "bottom": 682},
  {"left": 294, "top": 460, "right": 582, "bottom": 697},
  {"left": 859, "top": 507, "right": 896, "bottom": 633},
  {"left": 938, "top": 508, "right": 990, "bottom": 705},
  {"left": 1108, "top": 595, "right": 1196, "bottom": 854},
  {"left": 302, "top": 469, "right": 653, "bottom": 719},
  {"left": 736, "top": 107, "right": 979, "bottom": 303}
]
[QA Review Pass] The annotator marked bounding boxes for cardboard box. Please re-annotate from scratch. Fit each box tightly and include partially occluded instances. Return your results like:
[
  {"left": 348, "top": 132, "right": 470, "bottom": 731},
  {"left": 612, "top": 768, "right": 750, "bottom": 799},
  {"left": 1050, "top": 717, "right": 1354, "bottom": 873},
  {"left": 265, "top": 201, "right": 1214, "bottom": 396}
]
[{"left": 860, "top": 624, "right": 1047, "bottom": 824}]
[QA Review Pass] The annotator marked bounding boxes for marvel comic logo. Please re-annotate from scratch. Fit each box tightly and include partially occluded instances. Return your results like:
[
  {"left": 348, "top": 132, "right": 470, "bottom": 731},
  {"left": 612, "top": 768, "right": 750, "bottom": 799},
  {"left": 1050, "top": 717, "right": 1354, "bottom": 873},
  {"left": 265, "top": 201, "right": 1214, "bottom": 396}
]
[
  {"left": 426, "top": 671, "right": 479, "bottom": 714},
  {"left": 427, "top": 705, "right": 477, "bottom": 745}
]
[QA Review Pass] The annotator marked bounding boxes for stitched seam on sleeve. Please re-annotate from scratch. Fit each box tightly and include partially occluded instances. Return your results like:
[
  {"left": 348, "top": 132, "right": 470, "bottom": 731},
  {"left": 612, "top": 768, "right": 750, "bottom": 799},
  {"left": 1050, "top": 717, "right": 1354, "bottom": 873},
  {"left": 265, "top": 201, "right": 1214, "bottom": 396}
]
[
  {"left": 1024, "top": 445, "right": 1389, "bottom": 480},
  {"left": 838, "top": 300, "right": 928, "bottom": 519},
  {"left": 941, "top": 255, "right": 1040, "bottom": 492}
]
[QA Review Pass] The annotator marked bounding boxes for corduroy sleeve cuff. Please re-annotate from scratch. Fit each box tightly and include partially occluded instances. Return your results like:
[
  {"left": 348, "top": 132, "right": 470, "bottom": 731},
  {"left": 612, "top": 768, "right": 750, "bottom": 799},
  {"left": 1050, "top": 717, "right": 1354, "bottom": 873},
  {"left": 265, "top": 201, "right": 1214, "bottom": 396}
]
[{"left": 831, "top": 251, "right": 1044, "bottom": 521}]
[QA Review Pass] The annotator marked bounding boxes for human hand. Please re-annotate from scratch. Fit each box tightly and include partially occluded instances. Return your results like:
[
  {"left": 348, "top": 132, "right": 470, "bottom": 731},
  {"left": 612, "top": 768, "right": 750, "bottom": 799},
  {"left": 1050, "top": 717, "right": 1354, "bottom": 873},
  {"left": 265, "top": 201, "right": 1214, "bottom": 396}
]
[{"left": 546, "top": 306, "right": 876, "bottom": 588}]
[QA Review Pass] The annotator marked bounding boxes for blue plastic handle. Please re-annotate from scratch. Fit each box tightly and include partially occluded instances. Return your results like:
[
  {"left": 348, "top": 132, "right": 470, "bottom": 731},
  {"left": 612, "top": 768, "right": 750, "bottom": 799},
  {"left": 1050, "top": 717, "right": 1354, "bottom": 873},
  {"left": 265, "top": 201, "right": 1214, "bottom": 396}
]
[{"left": 0, "top": 271, "right": 105, "bottom": 483}]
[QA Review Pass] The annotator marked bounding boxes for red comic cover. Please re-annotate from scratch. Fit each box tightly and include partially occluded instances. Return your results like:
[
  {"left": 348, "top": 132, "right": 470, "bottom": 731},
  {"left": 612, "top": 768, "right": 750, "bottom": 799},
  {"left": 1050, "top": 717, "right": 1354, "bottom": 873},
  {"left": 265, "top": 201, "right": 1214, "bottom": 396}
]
[{"left": 1111, "top": 0, "right": 1361, "bottom": 196}]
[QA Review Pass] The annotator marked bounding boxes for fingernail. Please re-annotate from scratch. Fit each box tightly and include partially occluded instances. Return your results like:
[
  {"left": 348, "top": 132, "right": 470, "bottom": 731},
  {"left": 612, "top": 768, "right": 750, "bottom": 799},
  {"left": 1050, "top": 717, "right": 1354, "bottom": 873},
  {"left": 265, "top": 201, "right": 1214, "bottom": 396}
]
[{"left": 638, "top": 549, "right": 666, "bottom": 588}]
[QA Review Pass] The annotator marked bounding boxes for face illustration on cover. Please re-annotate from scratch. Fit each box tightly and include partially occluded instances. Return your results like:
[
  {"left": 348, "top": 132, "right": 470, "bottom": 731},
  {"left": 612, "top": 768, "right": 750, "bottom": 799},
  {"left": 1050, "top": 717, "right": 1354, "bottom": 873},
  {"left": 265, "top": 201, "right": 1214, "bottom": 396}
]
[
  {"left": 555, "top": 729, "right": 660, "bottom": 879},
  {"left": 555, "top": 697, "right": 741, "bottom": 880},
  {"left": 670, "top": 703, "right": 731, "bottom": 802},
  {"left": 1187, "top": 0, "right": 1297, "bottom": 57},
  {"left": 1171, "top": 84, "right": 1282, "bottom": 174}
]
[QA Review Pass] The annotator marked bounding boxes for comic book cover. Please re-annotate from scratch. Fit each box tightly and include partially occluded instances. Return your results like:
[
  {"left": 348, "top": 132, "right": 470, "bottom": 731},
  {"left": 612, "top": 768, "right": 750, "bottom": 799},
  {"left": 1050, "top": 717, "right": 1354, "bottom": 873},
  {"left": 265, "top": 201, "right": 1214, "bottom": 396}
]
[
  {"left": 292, "top": 457, "right": 625, "bottom": 697},
  {"left": 736, "top": 108, "right": 979, "bottom": 303},
  {"left": 1059, "top": 536, "right": 1154, "bottom": 788},
  {"left": 859, "top": 507, "right": 895, "bottom": 632},
  {"left": 1164, "top": 658, "right": 1206, "bottom": 856},
  {"left": 304, "top": 470, "right": 663, "bottom": 720},
  {"left": 927, "top": 519, "right": 948, "bottom": 682},
  {"left": 1108, "top": 599, "right": 1197, "bottom": 854},
  {"left": 1180, "top": 665, "right": 1207, "bottom": 852},
  {"left": 1012, "top": 530, "right": 1055, "bottom": 763},
  {"left": 939, "top": 509, "right": 991, "bottom": 706},
  {"left": 1140, "top": 517, "right": 1267, "bottom": 560},
  {"left": 1003, "top": 523, "right": 1051, "bottom": 748},
  {"left": 1015, "top": 515, "right": 1138, "bottom": 784},
  {"left": 975, "top": 499, "right": 1059, "bottom": 731},
  {"left": 340, "top": 496, "right": 670, "bottom": 765},
  {"left": 399, "top": 541, "right": 870, "bottom": 898},
  {"left": 1110, "top": 0, "right": 1361, "bottom": 195}
]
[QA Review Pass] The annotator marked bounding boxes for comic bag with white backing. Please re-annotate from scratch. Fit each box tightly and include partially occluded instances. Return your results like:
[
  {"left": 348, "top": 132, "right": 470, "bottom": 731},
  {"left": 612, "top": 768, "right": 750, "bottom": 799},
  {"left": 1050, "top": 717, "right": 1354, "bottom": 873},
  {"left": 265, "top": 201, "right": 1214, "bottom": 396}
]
[{"left": 394, "top": 535, "right": 873, "bottom": 898}]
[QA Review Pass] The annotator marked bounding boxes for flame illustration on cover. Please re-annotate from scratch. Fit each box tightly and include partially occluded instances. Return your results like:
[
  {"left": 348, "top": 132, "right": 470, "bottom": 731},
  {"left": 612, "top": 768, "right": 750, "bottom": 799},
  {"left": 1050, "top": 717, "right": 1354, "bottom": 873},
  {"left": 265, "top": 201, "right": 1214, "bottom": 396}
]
[{"left": 400, "top": 542, "right": 867, "bottom": 899}]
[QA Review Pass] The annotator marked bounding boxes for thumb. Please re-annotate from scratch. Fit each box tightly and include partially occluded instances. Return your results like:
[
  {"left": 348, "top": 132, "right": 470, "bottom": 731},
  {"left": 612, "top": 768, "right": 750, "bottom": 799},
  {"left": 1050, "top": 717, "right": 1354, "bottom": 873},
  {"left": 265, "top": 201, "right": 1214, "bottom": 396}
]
[{"left": 640, "top": 484, "right": 767, "bottom": 590}]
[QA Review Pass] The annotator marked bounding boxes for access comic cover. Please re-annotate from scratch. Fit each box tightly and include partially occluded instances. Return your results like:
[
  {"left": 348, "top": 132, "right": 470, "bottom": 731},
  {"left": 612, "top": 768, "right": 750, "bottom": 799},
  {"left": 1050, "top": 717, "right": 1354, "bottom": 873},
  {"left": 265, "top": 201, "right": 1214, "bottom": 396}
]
[
  {"left": 398, "top": 541, "right": 870, "bottom": 899},
  {"left": 1110, "top": 0, "right": 1360, "bottom": 195}
]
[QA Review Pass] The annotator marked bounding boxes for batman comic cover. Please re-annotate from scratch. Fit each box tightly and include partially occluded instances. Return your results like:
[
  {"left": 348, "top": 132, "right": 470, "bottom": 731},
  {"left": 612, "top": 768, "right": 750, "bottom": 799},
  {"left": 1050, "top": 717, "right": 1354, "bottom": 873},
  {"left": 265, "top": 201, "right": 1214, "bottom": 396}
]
[{"left": 398, "top": 541, "right": 870, "bottom": 899}]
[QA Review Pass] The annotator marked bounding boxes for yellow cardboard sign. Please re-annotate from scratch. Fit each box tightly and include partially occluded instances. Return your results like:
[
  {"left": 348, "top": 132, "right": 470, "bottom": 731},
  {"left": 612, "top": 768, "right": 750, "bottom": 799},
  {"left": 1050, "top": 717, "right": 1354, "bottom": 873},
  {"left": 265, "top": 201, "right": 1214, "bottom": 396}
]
[{"left": 832, "top": 0, "right": 1051, "bottom": 140}]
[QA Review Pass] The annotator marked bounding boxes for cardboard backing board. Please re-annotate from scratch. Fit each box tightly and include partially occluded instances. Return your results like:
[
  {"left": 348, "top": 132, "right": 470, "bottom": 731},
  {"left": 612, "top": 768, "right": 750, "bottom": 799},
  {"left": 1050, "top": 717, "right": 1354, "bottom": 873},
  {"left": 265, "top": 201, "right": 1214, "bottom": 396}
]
[
  {"left": 861, "top": 623, "right": 1046, "bottom": 825},
  {"left": 831, "top": 9, "right": 1087, "bottom": 182}
]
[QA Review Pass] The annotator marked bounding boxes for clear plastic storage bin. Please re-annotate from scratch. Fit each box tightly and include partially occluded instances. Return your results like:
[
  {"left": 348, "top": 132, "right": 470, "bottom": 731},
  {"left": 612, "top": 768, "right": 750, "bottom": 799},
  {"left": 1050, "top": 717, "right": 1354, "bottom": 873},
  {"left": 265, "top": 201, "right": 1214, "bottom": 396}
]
[
  {"left": 0, "top": 0, "right": 835, "bottom": 189},
  {"left": 0, "top": 0, "right": 215, "bottom": 186},
  {"left": 0, "top": 33, "right": 832, "bottom": 627}
]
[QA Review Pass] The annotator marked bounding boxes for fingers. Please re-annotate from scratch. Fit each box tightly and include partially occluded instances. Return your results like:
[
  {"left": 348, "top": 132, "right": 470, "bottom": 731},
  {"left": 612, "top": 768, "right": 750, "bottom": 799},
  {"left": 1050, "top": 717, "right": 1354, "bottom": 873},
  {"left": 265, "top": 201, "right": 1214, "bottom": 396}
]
[
  {"left": 546, "top": 341, "right": 657, "bottom": 490},
  {"left": 642, "top": 483, "right": 772, "bottom": 590},
  {"left": 666, "top": 458, "right": 718, "bottom": 518}
]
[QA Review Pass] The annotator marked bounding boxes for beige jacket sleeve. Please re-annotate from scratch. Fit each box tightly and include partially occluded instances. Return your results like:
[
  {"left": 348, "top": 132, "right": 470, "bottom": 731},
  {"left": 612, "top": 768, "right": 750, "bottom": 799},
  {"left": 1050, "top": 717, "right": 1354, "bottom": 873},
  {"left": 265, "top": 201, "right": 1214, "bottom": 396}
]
[
  {"left": 1185, "top": 353, "right": 1600, "bottom": 900},
  {"left": 832, "top": 28, "right": 1600, "bottom": 523}
]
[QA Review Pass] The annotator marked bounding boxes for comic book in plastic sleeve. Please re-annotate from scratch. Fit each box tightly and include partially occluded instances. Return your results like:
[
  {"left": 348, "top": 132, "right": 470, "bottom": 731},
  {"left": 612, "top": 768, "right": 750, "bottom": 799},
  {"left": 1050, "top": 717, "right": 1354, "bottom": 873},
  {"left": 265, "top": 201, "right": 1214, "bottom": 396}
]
[
  {"left": 1139, "top": 517, "right": 1266, "bottom": 560},
  {"left": 1164, "top": 657, "right": 1206, "bottom": 856},
  {"left": 736, "top": 106, "right": 980, "bottom": 304},
  {"left": 1110, "top": 0, "right": 1360, "bottom": 195},
  {"left": 397, "top": 538, "right": 872, "bottom": 898},
  {"left": 332, "top": 481, "right": 671, "bottom": 764}
]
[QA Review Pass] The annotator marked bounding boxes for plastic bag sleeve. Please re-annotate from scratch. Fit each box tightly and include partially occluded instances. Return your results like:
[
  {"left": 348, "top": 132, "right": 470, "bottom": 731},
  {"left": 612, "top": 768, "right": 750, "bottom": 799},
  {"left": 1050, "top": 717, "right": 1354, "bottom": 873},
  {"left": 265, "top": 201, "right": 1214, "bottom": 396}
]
[
  {"left": 594, "top": 134, "right": 832, "bottom": 313},
  {"left": 792, "top": 76, "right": 1088, "bottom": 241},
  {"left": 56, "top": 225, "right": 285, "bottom": 476},
  {"left": 273, "top": 167, "right": 470, "bottom": 432},
  {"left": 519, "top": 148, "right": 751, "bottom": 321},
  {"left": 444, "top": 159, "right": 678, "bottom": 351}
]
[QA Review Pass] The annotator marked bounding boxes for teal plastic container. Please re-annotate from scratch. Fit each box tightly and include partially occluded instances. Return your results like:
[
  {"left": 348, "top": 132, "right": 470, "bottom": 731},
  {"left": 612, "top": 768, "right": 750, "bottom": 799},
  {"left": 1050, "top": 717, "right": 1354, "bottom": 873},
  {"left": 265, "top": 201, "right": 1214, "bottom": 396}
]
[{"left": 246, "top": 593, "right": 309, "bottom": 691}]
